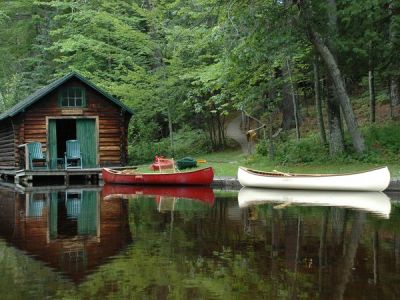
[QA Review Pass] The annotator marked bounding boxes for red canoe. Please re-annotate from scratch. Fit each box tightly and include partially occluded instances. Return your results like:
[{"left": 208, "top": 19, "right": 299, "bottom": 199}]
[
  {"left": 102, "top": 185, "right": 215, "bottom": 205},
  {"left": 150, "top": 156, "right": 174, "bottom": 171},
  {"left": 102, "top": 167, "right": 214, "bottom": 186}
]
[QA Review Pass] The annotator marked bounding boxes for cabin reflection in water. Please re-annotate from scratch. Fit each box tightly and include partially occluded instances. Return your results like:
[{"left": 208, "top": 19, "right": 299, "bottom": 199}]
[{"left": 0, "top": 187, "right": 132, "bottom": 282}]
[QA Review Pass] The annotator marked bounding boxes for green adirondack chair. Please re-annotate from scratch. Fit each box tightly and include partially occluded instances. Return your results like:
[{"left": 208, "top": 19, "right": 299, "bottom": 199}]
[
  {"left": 27, "top": 142, "right": 48, "bottom": 170},
  {"left": 65, "top": 140, "right": 82, "bottom": 169}
]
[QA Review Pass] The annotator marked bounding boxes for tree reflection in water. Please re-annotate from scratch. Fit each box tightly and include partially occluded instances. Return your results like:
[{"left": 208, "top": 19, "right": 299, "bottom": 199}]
[{"left": 0, "top": 186, "right": 399, "bottom": 299}]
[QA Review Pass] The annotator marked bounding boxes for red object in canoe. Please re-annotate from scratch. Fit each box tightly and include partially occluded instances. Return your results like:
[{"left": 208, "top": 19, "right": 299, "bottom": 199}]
[
  {"left": 101, "top": 185, "right": 215, "bottom": 205},
  {"left": 102, "top": 167, "right": 214, "bottom": 186},
  {"left": 150, "top": 156, "right": 174, "bottom": 171}
]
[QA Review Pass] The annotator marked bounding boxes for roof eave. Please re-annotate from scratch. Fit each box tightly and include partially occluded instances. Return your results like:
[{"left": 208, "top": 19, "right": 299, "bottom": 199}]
[{"left": 0, "top": 72, "right": 134, "bottom": 120}]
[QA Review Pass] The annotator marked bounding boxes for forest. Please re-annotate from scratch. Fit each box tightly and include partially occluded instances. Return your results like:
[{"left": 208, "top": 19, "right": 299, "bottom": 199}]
[{"left": 0, "top": 0, "right": 399, "bottom": 165}]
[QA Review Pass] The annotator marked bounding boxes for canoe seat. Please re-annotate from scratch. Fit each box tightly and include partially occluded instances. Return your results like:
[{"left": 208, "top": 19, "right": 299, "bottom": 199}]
[
  {"left": 65, "top": 140, "right": 82, "bottom": 169},
  {"left": 27, "top": 142, "right": 48, "bottom": 170}
]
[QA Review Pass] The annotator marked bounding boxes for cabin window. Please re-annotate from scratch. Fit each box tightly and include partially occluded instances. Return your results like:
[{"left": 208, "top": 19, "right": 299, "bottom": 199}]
[{"left": 58, "top": 87, "right": 86, "bottom": 107}]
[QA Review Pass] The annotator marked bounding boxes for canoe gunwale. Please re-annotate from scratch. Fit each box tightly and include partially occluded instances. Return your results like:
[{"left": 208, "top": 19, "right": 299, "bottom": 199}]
[
  {"left": 102, "top": 167, "right": 214, "bottom": 185},
  {"left": 238, "top": 166, "right": 391, "bottom": 191},
  {"left": 239, "top": 166, "right": 389, "bottom": 178},
  {"left": 103, "top": 167, "right": 213, "bottom": 177}
]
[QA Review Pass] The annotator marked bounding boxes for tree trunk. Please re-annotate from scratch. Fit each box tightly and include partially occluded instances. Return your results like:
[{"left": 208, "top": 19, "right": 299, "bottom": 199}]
[
  {"left": 369, "top": 69, "right": 376, "bottom": 123},
  {"left": 281, "top": 63, "right": 296, "bottom": 131},
  {"left": 207, "top": 115, "right": 216, "bottom": 149},
  {"left": 319, "top": 211, "right": 328, "bottom": 292},
  {"left": 390, "top": 79, "right": 400, "bottom": 106},
  {"left": 373, "top": 231, "right": 379, "bottom": 285},
  {"left": 395, "top": 234, "right": 400, "bottom": 271},
  {"left": 215, "top": 111, "right": 224, "bottom": 149},
  {"left": 268, "top": 114, "right": 275, "bottom": 159},
  {"left": 331, "top": 208, "right": 346, "bottom": 248},
  {"left": 270, "top": 209, "right": 279, "bottom": 278},
  {"left": 328, "top": 0, "right": 338, "bottom": 27},
  {"left": 390, "top": 79, "right": 399, "bottom": 119},
  {"left": 313, "top": 61, "right": 327, "bottom": 144},
  {"left": 332, "top": 212, "right": 366, "bottom": 300},
  {"left": 221, "top": 114, "right": 227, "bottom": 147},
  {"left": 326, "top": 0, "right": 344, "bottom": 154},
  {"left": 368, "top": 40, "right": 376, "bottom": 123},
  {"left": 167, "top": 105, "right": 174, "bottom": 156},
  {"left": 307, "top": 29, "right": 365, "bottom": 154},
  {"left": 327, "top": 77, "right": 344, "bottom": 155},
  {"left": 0, "top": 90, "right": 5, "bottom": 112},
  {"left": 389, "top": 1, "right": 400, "bottom": 117},
  {"left": 267, "top": 90, "right": 276, "bottom": 159},
  {"left": 286, "top": 58, "right": 300, "bottom": 141},
  {"left": 298, "top": 0, "right": 365, "bottom": 154}
]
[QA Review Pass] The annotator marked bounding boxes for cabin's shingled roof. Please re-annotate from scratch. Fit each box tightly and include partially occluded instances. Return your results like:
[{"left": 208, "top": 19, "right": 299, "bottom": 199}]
[{"left": 0, "top": 72, "right": 134, "bottom": 121}]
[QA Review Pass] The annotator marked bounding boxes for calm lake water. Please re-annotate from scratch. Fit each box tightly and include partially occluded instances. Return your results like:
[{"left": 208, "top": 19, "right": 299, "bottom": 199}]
[{"left": 0, "top": 184, "right": 399, "bottom": 299}]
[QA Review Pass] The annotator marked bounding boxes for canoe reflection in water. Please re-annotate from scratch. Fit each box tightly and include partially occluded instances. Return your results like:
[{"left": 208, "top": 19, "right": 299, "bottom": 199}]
[
  {"left": 238, "top": 187, "right": 391, "bottom": 218},
  {"left": 0, "top": 187, "right": 132, "bottom": 283},
  {"left": 102, "top": 185, "right": 215, "bottom": 209}
]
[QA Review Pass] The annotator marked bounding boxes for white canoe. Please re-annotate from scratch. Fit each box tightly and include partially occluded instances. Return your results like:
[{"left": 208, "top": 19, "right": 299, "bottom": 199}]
[
  {"left": 238, "top": 187, "right": 391, "bottom": 218},
  {"left": 237, "top": 166, "right": 391, "bottom": 192}
]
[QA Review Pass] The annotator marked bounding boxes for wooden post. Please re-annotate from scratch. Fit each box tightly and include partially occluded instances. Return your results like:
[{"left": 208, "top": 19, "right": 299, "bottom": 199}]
[{"left": 18, "top": 144, "right": 29, "bottom": 170}]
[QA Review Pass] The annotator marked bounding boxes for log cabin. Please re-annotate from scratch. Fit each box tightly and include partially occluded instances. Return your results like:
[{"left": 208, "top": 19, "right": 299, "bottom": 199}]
[{"left": 0, "top": 72, "right": 133, "bottom": 172}]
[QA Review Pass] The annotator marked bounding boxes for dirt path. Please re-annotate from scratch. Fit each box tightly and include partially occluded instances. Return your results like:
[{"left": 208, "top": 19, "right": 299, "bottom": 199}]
[{"left": 226, "top": 115, "right": 254, "bottom": 154}]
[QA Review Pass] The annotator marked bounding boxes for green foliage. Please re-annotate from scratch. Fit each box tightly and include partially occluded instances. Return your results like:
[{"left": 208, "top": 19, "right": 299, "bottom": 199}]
[
  {"left": 255, "top": 139, "right": 269, "bottom": 156},
  {"left": 0, "top": 1, "right": 36, "bottom": 110},
  {"left": 129, "top": 128, "right": 211, "bottom": 164},
  {"left": 0, "top": 10, "right": 8, "bottom": 24},
  {"left": 254, "top": 122, "right": 400, "bottom": 166},
  {"left": 1, "top": 0, "right": 399, "bottom": 162},
  {"left": 274, "top": 135, "right": 329, "bottom": 164},
  {"left": 365, "top": 122, "right": 400, "bottom": 157}
]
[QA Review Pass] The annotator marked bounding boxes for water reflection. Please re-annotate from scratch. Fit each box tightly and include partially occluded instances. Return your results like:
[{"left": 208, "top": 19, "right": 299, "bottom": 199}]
[
  {"left": 102, "top": 185, "right": 215, "bottom": 206},
  {"left": 0, "top": 186, "right": 132, "bottom": 283},
  {"left": 0, "top": 184, "right": 399, "bottom": 299},
  {"left": 239, "top": 187, "right": 391, "bottom": 218}
]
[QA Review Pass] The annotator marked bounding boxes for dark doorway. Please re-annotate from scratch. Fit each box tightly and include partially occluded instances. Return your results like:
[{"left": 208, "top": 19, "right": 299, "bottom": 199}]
[
  {"left": 56, "top": 119, "right": 76, "bottom": 157},
  {"left": 57, "top": 194, "right": 78, "bottom": 238}
]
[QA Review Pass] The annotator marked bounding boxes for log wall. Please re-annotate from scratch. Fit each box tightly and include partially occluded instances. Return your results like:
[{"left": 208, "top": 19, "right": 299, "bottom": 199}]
[
  {"left": 11, "top": 78, "right": 131, "bottom": 167},
  {"left": 0, "top": 118, "right": 15, "bottom": 168}
]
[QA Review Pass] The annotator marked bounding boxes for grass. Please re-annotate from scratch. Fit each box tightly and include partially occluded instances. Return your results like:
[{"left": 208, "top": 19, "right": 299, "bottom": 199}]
[
  {"left": 133, "top": 150, "right": 246, "bottom": 176},
  {"left": 132, "top": 150, "right": 400, "bottom": 179},
  {"left": 194, "top": 150, "right": 400, "bottom": 178}
]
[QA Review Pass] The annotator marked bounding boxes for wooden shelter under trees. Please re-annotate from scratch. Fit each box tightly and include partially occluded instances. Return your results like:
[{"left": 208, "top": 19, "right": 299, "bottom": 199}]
[{"left": 0, "top": 72, "right": 133, "bottom": 184}]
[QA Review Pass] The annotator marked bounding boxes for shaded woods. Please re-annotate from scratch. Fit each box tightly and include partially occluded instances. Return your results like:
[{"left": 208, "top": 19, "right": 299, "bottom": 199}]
[{"left": 1, "top": 0, "right": 399, "bottom": 163}]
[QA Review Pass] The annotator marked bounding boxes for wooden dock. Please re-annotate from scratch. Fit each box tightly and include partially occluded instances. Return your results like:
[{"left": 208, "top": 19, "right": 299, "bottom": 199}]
[{"left": 0, "top": 167, "right": 103, "bottom": 186}]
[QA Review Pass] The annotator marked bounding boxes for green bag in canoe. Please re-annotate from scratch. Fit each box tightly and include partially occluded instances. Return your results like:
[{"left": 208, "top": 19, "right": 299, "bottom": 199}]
[{"left": 176, "top": 157, "right": 197, "bottom": 169}]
